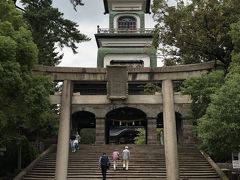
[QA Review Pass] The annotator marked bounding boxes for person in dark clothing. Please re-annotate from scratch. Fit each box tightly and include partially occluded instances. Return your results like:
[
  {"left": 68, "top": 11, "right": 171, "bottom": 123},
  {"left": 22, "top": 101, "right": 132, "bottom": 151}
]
[{"left": 99, "top": 152, "right": 110, "bottom": 180}]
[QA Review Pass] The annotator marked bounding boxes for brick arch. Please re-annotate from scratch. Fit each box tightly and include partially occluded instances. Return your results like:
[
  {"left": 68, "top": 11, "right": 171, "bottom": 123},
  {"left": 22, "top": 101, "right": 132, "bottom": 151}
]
[{"left": 72, "top": 106, "right": 96, "bottom": 115}]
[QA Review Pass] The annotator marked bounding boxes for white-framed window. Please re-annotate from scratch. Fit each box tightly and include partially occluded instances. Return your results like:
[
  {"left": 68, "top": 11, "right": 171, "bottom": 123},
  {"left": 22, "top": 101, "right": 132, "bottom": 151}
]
[{"left": 118, "top": 16, "right": 137, "bottom": 31}]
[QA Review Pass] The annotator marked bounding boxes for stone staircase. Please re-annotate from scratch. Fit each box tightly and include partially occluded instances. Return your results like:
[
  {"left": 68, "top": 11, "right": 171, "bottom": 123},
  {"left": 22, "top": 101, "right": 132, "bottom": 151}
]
[{"left": 21, "top": 144, "right": 222, "bottom": 180}]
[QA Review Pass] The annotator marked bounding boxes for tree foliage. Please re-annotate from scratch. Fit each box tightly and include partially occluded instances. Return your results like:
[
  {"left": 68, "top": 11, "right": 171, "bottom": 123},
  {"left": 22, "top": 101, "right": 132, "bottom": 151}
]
[
  {"left": 152, "top": 0, "right": 240, "bottom": 68},
  {"left": 134, "top": 128, "right": 146, "bottom": 144},
  {"left": 153, "top": 0, "right": 240, "bottom": 161},
  {"left": 180, "top": 21, "right": 240, "bottom": 161},
  {"left": 181, "top": 70, "right": 225, "bottom": 119},
  {"left": 21, "top": 0, "right": 90, "bottom": 66},
  {"left": 0, "top": 0, "right": 57, "bottom": 150},
  {"left": 196, "top": 21, "right": 240, "bottom": 161},
  {"left": 141, "top": 83, "right": 161, "bottom": 95},
  {"left": 197, "top": 73, "right": 240, "bottom": 161}
]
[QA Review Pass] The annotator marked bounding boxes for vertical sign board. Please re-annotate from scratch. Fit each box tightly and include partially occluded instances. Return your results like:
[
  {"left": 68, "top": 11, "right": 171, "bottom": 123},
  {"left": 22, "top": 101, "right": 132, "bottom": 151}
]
[
  {"left": 107, "top": 66, "right": 128, "bottom": 100},
  {"left": 232, "top": 152, "right": 240, "bottom": 169},
  {"left": 232, "top": 160, "right": 240, "bottom": 169}
]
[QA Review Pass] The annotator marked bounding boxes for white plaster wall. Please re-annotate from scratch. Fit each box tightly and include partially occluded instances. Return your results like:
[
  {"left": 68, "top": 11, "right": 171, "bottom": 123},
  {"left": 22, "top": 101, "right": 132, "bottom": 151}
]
[{"left": 103, "top": 54, "right": 150, "bottom": 67}]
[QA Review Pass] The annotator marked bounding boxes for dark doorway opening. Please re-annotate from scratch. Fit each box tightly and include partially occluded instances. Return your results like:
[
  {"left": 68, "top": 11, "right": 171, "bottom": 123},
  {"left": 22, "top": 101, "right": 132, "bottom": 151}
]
[
  {"left": 106, "top": 107, "right": 147, "bottom": 144},
  {"left": 157, "top": 112, "right": 183, "bottom": 144},
  {"left": 72, "top": 111, "right": 96, "bottom": 144}
]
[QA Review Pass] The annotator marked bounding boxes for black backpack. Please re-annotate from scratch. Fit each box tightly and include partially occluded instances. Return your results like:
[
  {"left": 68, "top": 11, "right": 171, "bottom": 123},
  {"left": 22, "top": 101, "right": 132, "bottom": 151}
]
[{"left": 101, "top": 155, "right": 110, "bottom": 167}]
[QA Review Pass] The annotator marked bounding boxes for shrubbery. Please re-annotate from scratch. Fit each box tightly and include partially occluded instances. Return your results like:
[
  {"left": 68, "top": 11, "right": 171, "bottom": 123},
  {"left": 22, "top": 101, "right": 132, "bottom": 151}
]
[{"left": 80, "top": 128, "right": 95, "bottom": 144}]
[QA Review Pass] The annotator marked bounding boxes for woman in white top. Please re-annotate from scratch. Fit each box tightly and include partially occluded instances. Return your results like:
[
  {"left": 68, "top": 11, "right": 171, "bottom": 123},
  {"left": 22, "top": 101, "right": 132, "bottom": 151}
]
[{"left": 122, "top": 146, "right": 130, "bottom": 170}]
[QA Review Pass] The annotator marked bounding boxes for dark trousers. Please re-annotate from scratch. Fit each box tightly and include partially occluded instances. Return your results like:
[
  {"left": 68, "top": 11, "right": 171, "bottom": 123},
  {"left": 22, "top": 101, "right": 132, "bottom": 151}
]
[{"left": 101, "top": 165, "right": 108, "bottom": 180}]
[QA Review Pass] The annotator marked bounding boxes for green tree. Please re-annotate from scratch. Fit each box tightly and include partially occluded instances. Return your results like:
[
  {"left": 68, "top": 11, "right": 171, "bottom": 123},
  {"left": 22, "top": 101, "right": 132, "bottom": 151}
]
[
  {"left": 21, "top": 0, "right": 90, "bottom": 66},
  {"left": 1, "top": 0, "right": 36, "bottom": 144},
  {"left": 0, "top": 0, "right": 57, "bottom": 170},
  {"left": 152, "top": 0, "right": 240, "bottom": 68},
  {"left": 180, "top": 21, "right": 240, "bottom": 161},
  {"left": 197, "top": 73, "right": 240, "bottom": 161},
  {"left": 134, "top": 128, "right": 146, "bottom": 144},
  {"left": 153, "top": 0, "right": 240, "bottom": 161},
  {"left": 196, "top": 21, "right": 240, "bottom": 161},
  {"left": 141, "top": 83, "right": 161, "bottom": 95},
  {"left": 181, "top": 70, "right": 225, "bottom": 119}
]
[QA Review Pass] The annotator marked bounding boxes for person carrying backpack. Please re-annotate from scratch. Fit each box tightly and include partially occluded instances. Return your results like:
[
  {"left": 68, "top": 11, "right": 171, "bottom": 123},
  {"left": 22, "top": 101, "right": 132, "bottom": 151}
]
[{"left": 98, "top": 152, "right": 110, "bottom": 180}]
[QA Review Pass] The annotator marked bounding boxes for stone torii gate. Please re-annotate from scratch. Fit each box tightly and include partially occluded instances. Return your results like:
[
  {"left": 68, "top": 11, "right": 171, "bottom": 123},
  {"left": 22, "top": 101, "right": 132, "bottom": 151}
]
[{"left": 33, "top": 61, "right": 215, "bottom": 180}]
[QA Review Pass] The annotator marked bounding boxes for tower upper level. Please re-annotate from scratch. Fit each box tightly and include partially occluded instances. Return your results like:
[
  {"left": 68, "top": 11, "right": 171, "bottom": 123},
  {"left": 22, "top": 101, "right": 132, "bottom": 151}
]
[
  {"left": 95, "top": 0, "right": 157, "bottom": 68},
  {"left": 100, "top": 0, "right": 151, "bottom": 34}
]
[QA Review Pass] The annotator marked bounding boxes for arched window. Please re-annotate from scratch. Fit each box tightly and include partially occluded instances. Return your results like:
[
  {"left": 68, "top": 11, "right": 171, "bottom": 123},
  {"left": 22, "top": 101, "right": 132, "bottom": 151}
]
[{"left": 118, "top": 16, "right": 136, "bottom": 31}]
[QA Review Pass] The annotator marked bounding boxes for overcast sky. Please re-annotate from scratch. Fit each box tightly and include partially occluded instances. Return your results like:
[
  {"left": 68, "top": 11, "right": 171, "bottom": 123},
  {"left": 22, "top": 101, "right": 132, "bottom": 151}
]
[{"left": 17, "top": 0, "right": 175, "bottom": 67}]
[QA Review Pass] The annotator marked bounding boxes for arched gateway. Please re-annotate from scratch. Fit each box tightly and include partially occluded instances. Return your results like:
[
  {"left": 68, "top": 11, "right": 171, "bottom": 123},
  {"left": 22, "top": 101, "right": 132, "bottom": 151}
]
[
  {"left": 106, "top": 107, "right": 147, "bottom": 144},
  {"left": 34, "top": 61, "right": 215, "bottom": 180}
]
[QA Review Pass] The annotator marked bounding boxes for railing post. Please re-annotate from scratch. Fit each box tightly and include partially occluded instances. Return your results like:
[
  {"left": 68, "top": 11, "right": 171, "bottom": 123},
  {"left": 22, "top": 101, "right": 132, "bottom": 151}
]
[
  {"left": 96, "top": 27, "right": 153, "bottom": 34},
  {"left": 97, "top": 25, "right": 100, "bottom": 33}
]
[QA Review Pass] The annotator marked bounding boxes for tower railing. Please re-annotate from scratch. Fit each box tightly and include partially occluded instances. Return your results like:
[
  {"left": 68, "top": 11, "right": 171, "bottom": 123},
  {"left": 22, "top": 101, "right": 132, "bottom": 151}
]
[{"left": 97, "top": 26, "right": 154, "bottom": 34}]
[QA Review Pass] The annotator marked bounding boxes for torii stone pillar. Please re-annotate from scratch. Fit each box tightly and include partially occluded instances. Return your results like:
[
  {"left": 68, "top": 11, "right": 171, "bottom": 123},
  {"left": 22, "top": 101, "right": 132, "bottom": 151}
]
[
  {"left": 55, "top": 80, "right": 71, "bottom": 180},
  {"left": 162, "top": 79, "right": 179, "bottom": 180}
]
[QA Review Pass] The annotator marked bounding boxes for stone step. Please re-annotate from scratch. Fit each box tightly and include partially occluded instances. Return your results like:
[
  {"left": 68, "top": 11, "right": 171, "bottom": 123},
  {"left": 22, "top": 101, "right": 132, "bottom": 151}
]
[{"left": 21, "top": 145, "right": 221, "bottom": 180}]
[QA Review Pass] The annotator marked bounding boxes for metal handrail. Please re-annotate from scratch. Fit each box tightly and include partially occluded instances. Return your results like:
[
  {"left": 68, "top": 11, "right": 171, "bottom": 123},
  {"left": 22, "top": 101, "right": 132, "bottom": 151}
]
[{"left": 97, "top": 26, "right": 154, "bottom": 34}]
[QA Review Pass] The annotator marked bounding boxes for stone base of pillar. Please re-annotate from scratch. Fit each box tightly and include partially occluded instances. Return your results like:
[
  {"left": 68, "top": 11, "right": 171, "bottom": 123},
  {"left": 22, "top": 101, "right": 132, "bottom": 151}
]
[{"left": 95, "top": 135, "right": 105, "bottom": 145}]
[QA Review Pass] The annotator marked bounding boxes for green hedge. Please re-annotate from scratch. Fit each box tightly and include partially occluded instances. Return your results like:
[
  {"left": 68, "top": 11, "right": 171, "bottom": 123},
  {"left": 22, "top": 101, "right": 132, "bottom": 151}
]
[{"left": 80, "top": 128, "right": 95, "bottom": 144}]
